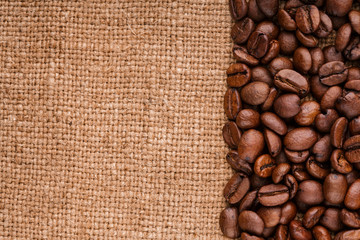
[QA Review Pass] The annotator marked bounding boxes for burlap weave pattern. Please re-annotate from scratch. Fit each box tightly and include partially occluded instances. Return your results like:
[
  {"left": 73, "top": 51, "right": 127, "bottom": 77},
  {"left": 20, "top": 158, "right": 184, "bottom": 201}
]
[{"left": 0, "top": 1, "right": 233, "bottom": 239}]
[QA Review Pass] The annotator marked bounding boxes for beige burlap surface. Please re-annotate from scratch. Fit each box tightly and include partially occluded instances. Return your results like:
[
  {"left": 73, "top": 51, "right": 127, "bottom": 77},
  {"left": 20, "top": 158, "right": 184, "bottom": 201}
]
[{"left": 0, "top": 1, "right": 233, "bottom": 239}]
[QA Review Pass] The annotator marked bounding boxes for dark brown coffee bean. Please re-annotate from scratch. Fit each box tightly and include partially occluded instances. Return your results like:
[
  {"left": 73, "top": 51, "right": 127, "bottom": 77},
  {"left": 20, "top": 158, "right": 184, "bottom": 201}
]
[
  {"left": 227, "top": 63, "right": 251, "bottom": 87},
  {"left": 324, "top": 173, "right": 348, "bottom": 204},
  {"left": 241, "top": 82, "right": 270, "bottom": 105},
  {"left": 320, "top": 86, "right": 342, "bottom": 110},
  {"left": 292, "top": 163, "right": 311, "bottom": 182},
  {"left": 229, "top": 0, "right": 248, "bottom": 20},
  {"left": 296, "top": 29, "right": 319, "bottom": 47},
  {"left": 275, "top": 150, "right": 289, "bottom": 165},
  {"left": 312, "top": 225, "right": 331, "bottom": 240},
  {"left": 323, "top": 45, "right": 344, "bottom": 63},
  {"left": 315, "top": 109, "right": 339, "bottom": 133},
  {"left": 238, "top": 129, "right": 265, "bottom": 163},
  {"left": 285, "top": 148, "right": 310, "bottom": 163},
  {"left": 261, "top": 40, "right": 280, "bottom": 64},
  {"left": 226, "top": 150, "right": 253, "bottom": 175},
  {"left": 238, "top": 210, "right": 264, "bottom": 236},
  {"left": 345, "top": 80, "right": 360, "bottom": 92},
  {"left": 255, "top": 21, "right": 279, "bottom": 41},
  {"left": 285, "top": 174, "right": 299, "bottom": 199},
  {"left": 233, "top": 45, "right": 260, "bottom": 66},
  {"left": 275, "top": 69, "right": 309, "bottom": 97},
  {"left": 248, "top": 0, "right": 265, "bottom": 22},
  {"left": 284, "top": 127, "right": 317, "bottom": 151},
  {"left": 300, "top": 0, "right": 324, "bottom": 7},
  {"left": 310, "top": 75, "right": 329, "bottom": 101},
  {"left": 224, "top": 88, "right": 242, "bottom": 120},
  {"left": 254, "top": 154, "right": 276, "bottom": 178},
  {"left": 309, "top": 47, "right": 324, "bottom": 75},
  {"left": 349, "top": 10, "right": 360, "bottom": 34},
  {"left": 320, "top": 208, "right": 343, "bottom": 232},
  {"left": 297, "top": 180, "right": 324, "bottom": 205},
  {"left": 330, "top": 117, "right": 348, "bottom": 148},
  {"left": 330, "top": 15, "right": 348, "bottom": 30},
  {"left": 251, "top": 66, "right": 272, "bottom": 86},
  {"left": 279, "top": 201, "right": 297, "bottom": 224},
  {"left": 306, "top": 156, "right": 330, "bottom": 179},
  {"left": 296, "top": 5, "right": 320, "bottom": 34},
  {"left": 289, "top": 220, "right": 312, "bottom": 240},
  {"left": 220, "top": 207, "right": 240, "bottom": 239},
  {"left": 335, "top": 91, "right": 360, "bottom": 120},
  {"left": 275, "top": 225, "right": 290, "bottom": 240},
  {"left": 256, "top": 0, "right": 279, "bottom": 18},
  {"left": 261, "top": 112, "right": 287, "bottom": 135},
  {"left": 231, "top": 18, "right": 255, "bottom": 44},
  {"left": 335, "top": 230, "right": 360, "bottom": 240},
  {"left": 325, "top": 0, "right": 352, "bottom": 17},
  {"left": 344, "top": 36, "right": 360, "bottom": 61},
  {"left": 295, "top": 101, "right": 321, "bottom": 126},
  {"left": 312, "top": 135, "right": 332, "bottom": 162},
  {"left": 258, "top": 184, "right": 290, "bottom": 207},
  {"left": 264, "top": 128, "right": 282, "bottom": 158},
  {"left": 303, "top": 206, "right": 325, "bottom": 229},
  {"left": 349, "top": 116, "right": 360, "bottom": 136},
  {"left": 344, "top": 135, "right": 360, "bottom": 163},
  {"left": 319, "top": 61, "right": 348, "bottom": 86},
  {"left": 340, "top": 208, "right": 360, "bottom": 228},
  {"left": 278, "top": 9, "right": 297, "bottom": 31},
  {"left": 348, "top": 67, "right": 360, "bottom": 81},
  {"left": 330, "top": 149, "right": 353, "bottom": 174},
  {"left": 240, "top": 232, "right": 265, "bottom": 240},
  {"left": 314, "top": 11, "right": 332, "bottom": 38},
  {"left": 345, "top": 179, "right": 360, "bottom": 210},
  {"left": 335, "top": 23, "right": 352, "bottom": 52},
  {"left": 250, "top": 174, "right": 272, "bottom": 189},
  {"left": 257, "top": 206, "right": 281, "bottom": 228},
  {"left": 293, "top": 47, "right": 312, "bottom": 74},
  {"left": 273, "top": 94, "right": 301, "bottom": 119},
  {"left": 223, "top": 121, "right": 242, "bottom": 149},
  {"left": 272, "top": 163, "right": 291, "bottom": 184},
  {"left": 285, "top": 0, "right": 304, "bottom": 12},
  {"left": 346, "top": 170, "right": 360, "bottom": 185},
  {"left": 247, "top": 31, "right": 269, "bottom": 59},
  {"left": 268, "top": 57, "right": 293, "bottom": 76},
  {"left": 278, "top": 31, "right": 298, "bottom": 55},
  {"left": 224, "top": 173, "right": 250, "bottom": 204},
  {"left": 239, "top": 190, "right": 258, "bottom": 212},
  {"left": 236, "top": 109, "right": 260, "bottom": 130}
]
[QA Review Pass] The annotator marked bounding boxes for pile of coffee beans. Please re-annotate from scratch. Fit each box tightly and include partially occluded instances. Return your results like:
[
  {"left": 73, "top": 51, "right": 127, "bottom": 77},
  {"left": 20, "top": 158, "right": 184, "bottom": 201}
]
[{"left": 220, "top": 0, "right": 360, "bottom": 239}]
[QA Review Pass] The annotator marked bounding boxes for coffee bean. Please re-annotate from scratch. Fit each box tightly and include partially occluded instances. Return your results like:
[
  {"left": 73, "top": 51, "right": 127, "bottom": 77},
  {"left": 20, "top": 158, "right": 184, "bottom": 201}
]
[
  {"left": 247, "top": 0, "right": 265, "bottom": 22},
  {"left": 261, "top": 87, "right": 278, "bottom": 111},
  {"left": 284, "top": 127, "right": 318, "bottom": 151},
  {"left": 292, "top": 163, "right": 311, "bottom": 182},
  {"left": 278, "top": 9, "right": 297, "bottom": 31},
  {"left": 272, "top": 163, "right": 291, "bottom": 184},
  {"left": 295, "top": 29, "right": 319, "bottom": 47},
  {"left": 320, "top": 208, "right": 343, "bottom": 232},
  {"left": 233, "top": 45, "right": 260, "bottom": 66},
  {"left": 274, "top": 94, "right": 301, "bottom": 119},
  {"left": 285, "top": 0, "right": 304, "bottom": 12},
  {"left": 295, "top": 101, "right": 321, "bottom": 126},
  {"left": 258, "top": 184, "right": 290, "bottom": 206},
  {"left": 257, "top": 206, "right": 281, "bottom": 228},
  {"left": 262, "top": 227, "right": 276, "bottom": 238},
  {"left": 261, "top": 40, "right": 280, "bottom": 64},
  {"left": 254, "top": 154, "right": 276, "bottom": 178},
  {"left": 241, "top": 82, "right": 270, "bottom": 105},
  {"left": 324, "top": 173, "right": 348, "bottom": 205},
  {"left": 224, "top": 173, "right": 250, "bottom": 204},
  {"left": 340, "top": 208, "right": 360, "bottom": 228},
  {"left": 275, "top": 225, "right": 290, "bottom": 240},
  {"left": 238, "top": 129, "right": 265, "bottom": 163},
  {"left": 312, "top": 135, "right": 332, "bottom": 162},
  {"left": 309, "top": 47, "right": 324, "bottom": 75},
  {"left": 325, "top": 0, "right": 352, "bottom": 17},
  {"left": 240, "top": 232, "right": 265, "bottom": 240},
  {"left": 310, "top": 75, "right": 329, "bottom": 101},
  {"left": 296, "top": 5, "right": 320, "bottom": 34},
  {"left": 335, "top": 23, "right": 352, "bottom": 52},
  {"left": 305, "top": 156, "right": 330, "bottom": 179},
  {"left": 220, "top": 207, "right": 240, "bottom": 238},
  {"left": 323, "top": 45, "right": 344, "bottom": 62},
  {"left": 319, "top": 61, "right": 348, "bottom": 86},
  {"left": 238, "top": 210, "right": 264, "bottom": 236},
  {"left": 231, "top": 18, "right": 255, "bottom": 44},
  {"left": 297, "top": 180, "right": 324, "bottom": 205},
  {"left": 250, "top": 174, "right": 272, "bottom": 189},
  {"left": 293, "top": 47, "right": 312, "bottom": 74},
  {"left": 345, "top": 179, "right": 360, "bottom": 210},
  {"left": 274, "top": 69, "right": 309, "bottom": 97},
  {"left": 285, "top": 148, "right": 310, "bottom": 163},
  {"left": 348, "top": 67, "right": 360, "bottom": 81},
  {"left": 278, "top": 31, "right": 299, "bottom": 55},
  {"left": 236, "top": 109, "right": 260, "bottom": 129},
  {"left": 335, "top": 91, "right": 360, "bottom": 120},
  {"left": 255, "top": 21, "right": 279, "bottom": 41},
  {"left": 344, "top": 135, "right": 360, "bottom": 163},
  {"left": 261, "top": 112, "right": 287, "bottom": 135},
  {"left": 289, "top": 220, "right": 312, "bottom": 240},
  {"left": 226, "top": 150, "right": 253, "bottom": 175},
  {"left": 264, "top": 128, "right": 282, "bottom": 157},
  {"left": 330, "top": 117, "right": 348, "bottom": 148},
  {"left": 251, "top": 66, "right": 272, "bottom": 86},
  {"left": 279, "top": 201, "right": 297, "bottom": 224},
  {"left": 344, "top": 36, "right": 360, "bottom": 61},
  {"left": 315, "top": 109, "right": 339, "bottom": 133},
  {"left": 268, "top": 57, "right": 293, "bottom": 76},
  {"left": 247, "top": 31, "right": 269, "bottom": 59},
  {"left": 312, "top": 226, "right": 331, "bottom": 240},
  {"left": 330, "top": 15, "right": 348, "bottom": 29},
  {"left": 349, "top": 116, "right": 360, "bottom": 136},
  {"left": 314, "top": 11, "right": 333, "bottom": 37},
  {"left": 330, "top": 149, "right": 353, "bottom": 174},
  {"left": 227, "top": 63, "right": 251, "bottom": 87},
  {"left": 320, "top": 86, "right": 342, "bottom": 110},
  {"left": 346, "top": 170, "right": 360, "bottom": 185},
  {"left": 239, "top": 190, "right": 258, "bottom": 211},
  {"left": 224, "top": 88, "right": 242, "bottom": 120},
  {"left": 256, "top": 0, "right": 279, "bottom": 18},
  {"left": 303, "top": 206, "right": 325, "bottom": 228},
  {"left": 349, "top": 10, "right": 360, "bottom": 34},
  {"left": 223, "top": 121, "right": 242, "bottom": 149},
  {"left": 285, "top": 174, "right": 299, "bottom": 199},
  {"left": 229, "top": 0, "right": 248, "bottom": 20},
  {"left": 345, "top": 80, "right": 360, "bottom": 92},
  {"left": 335, "top": 230, "right": 360, "bottom": 240}
]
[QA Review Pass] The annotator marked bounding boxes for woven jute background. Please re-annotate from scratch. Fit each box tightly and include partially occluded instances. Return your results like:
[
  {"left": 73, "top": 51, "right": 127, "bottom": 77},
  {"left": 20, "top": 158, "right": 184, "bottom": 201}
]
[{"left": 0, "top": 1, "right": 233, "bottom": 239}]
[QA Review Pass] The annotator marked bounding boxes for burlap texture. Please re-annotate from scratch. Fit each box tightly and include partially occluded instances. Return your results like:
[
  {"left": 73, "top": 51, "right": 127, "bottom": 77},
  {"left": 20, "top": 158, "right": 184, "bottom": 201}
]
[{"left": 0, "top": 1, "right": 233, "bottom": 239}]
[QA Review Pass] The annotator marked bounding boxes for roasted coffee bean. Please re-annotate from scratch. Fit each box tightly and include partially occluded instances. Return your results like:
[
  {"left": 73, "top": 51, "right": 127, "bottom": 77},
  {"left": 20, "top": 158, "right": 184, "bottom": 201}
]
[
  {"left": 273, "top": 94, "right": 301, "bottom": 119},
  {"left": 347, "top": 67, "right": 360, "bottom": 81},
  {"left": 306, "top": 156, "right": 330, "bottom": 179},
  {"left": 330, "top": 117, "right": 348, "bottom": 148},
  {"left": 335, "top": 23, "right": 352, "bottom": 52},
  {"left": 309, "top": 47, "right": 324, "bottom": 75},
  {"left": 300, "top": 0, "right": 324, "bottom": 7},
  {"left": 275, "top": 225, "right": 290, "bottom": 240},
  {"left": 285, "top": 148, "right": 310, "bottom": 163},
  {"left": 345, "top": 80, "right": 360, "bottom": 92},
  {"left": 297, "top": 180, "right": 324, "bottom": 205},
  {"left": 263, "top": 227, "right": 276, "bottom": 238},
  {"left": 227, "top": 63, "right": 251, "bottom": 87},
  {"left": 279, "top": 201, "right": 297, "bottom": 224},
  {"left": 274, "top": 69, "right": 309, "bottom": 97},
  {"left": 292, "top": 163, "right": 311, "bottom": 182},
  {"left": 285, "top": 0, "right": 304, "bottom": 12},
  {"left": 295, "top": 29, "right": 319, "bottom": 47},
  {"left": 296, "top": 5, "right": 320, "bottom": 34},
  {"left": 272, "top": 163, "right": 291, "bottom": 184},
  {"left": 346, "top": 170, "right": 360, "bottom": 185},
  {"left": 310, "top": 75, "right": 329, "bottom": 101},
  {"left": 220, "top": 207, "right": 240, "bottom": 239},
  {"left": 238, "top": 129, "right": 265, "bottom": 163},
  {"left": 257, "top": 206, "right": 281, "bottom": 228},
  {"left": 231, "top": 18, "right": 255, "bottom": 44},
  {"left": 303, "top": 206, "right": 325, "bottom": 229},
  {"left": 250, "top": 174, "right": 272, "bottom": 189},
  {"left": 319, "top": 61, "right": 348, "bottom": 86},
  {"left": 261, "top": 40, "right": 280, "bottom": 64},
  {"left": 240, "top": 232, "right": 265, "bottom": 240},
  {"left": 236, "top": 109, "right": 260, "bottom": 129},
  {"left": 261, "top": 112, "right": 287, "bottom": 135},
  {"left": 261, "top": 87, "right": 278, "bottom": 111},
  {"left": 238, "top": 210, "right": 264, "bottom": 236},
  {"left": 275, "top": 150, "right": 289, "bottom": 165},
  {"left": 323, "top": 45, "right": 344, "bottom": 63},
  {"left": 254, "top": 154, "right": 276, "bottom": 178},
  {"left": 255, "top": 21, "right": 279, "bottom": 41},
  {"left": 285, "top": 174, "right": 299, "bottom": 199},
  {"left": 330, "top": 15, "right": 348, "bottom": 30},
  {"left": 247, "top": 31, "right": 269, "bottom": 59},
  {"left": 295, "top": 101, "right": 320, "bottom": 126},
  {"left": 223, "top": 121, "right": 242, "bottom": 149},
  {"left": 289, "top": 220, "right": 312, "bottom": 240},
  {"left": 247, "top": 0, "right": 265, "bottom": 22},
  {"left": 233, "top": 45, "right": 260, "bottom": 66},
  {"left": 293, "top": 47, "right": 312, "bottom": 74},
  {"left": 315, "top": 109, "right": 339, "bottom": 133},
  {"left": 324, "top": 173, "right": 348, "bottom": 204},
  {"left": 224, "top": 173, "right": 250, "bottom": 204},
  {"left": 284, "top": 127, "right": 317, "bottom": 151},
  {"left": 314, "top": 11, "right": 332, "bottom": 37},
  {"left": 268, "top": 57, "right": 293, "bottom": 76},
  {"left": 320, "top": 208, "right": 343, "bottom": 232},
  {"left": 349, "top": 10, "right": 360, "bottom": 34},
  {"left": 325, "top": 0, "right": 352, "bottom": 17},
  {"left": 320, "top": 86, "right": 342, "bottom": 110},
  {"left": 224, "top": 88, "right": 242, "bottom": 120},
  {"left": 349, "top": 116, "right": 360, "bottom": 136},
  {"left": 312, "top": 135, "right": 331, "bottom": 162},
  {"left": 344, "top": 135, "right": 360, "bottom": 163},
  {"left": 278, "top": 31, "right": 298, "bottom": 55},
  {"left": 256, "top": 0, "right": 279, "bottom": 18},
  {"left": 241, "top": 82, "right": 270, "bottom": 105},
  {"left": 258, "top": 184, "right": 290, "bottom": 207},
  {"left": 278, "top": 9, "right": 297, "bottom": 31},
  {"left": 335, "top": 230, "right": 360, "bottom": 240},
  {"left": 335, "top": 91, "right": 360, "bottom": 120},
  {"left": 344, "top": 36, "right": 360, "bottom": 61},
  {"left": 251, "top": 66, "right": 272, "bottom": 86},
  {"left": 264, "top": 128, "right": 282, "bottom": 157},
  {"left": 229, "top": 0, "right": 248, "bottom": 20},
  {"left": 340, "top": 208, "right": 360, "bottom": 228},
  {"left": 312, "top": 225, "right": 331, "bottom": 240},
  {"left": 330, "top": 149, "right": 353, "bottom": 174},
  {"left": 226, "top": 150, "right": 253, "bottom": 175},
  {"left": 239, "top": 190, "right": 258, "bottom": 211},
  {"left": 345, "top": 179, "right": 360, "bottom": 210}
]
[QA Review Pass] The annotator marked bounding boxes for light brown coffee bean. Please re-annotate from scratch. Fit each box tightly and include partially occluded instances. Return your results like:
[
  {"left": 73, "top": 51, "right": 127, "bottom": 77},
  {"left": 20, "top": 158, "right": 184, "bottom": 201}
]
[
  {"left": 236, "top": 109, "right": 260, "bottom": 129},
  {"left": 238, "top": 210, "right": 264, "bottom": 236},
  {"left": 295, "top": 101, "right": 321, "bottom": 126},
  {"left": 238, "top": 129, "right": 265, "bottom": 163}
]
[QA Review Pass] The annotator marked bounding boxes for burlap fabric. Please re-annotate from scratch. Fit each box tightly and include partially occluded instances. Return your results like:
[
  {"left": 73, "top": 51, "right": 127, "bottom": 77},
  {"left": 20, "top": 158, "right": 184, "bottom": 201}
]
[{"left": 0, "top": 1, "right": 233, "bottom": 239}]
